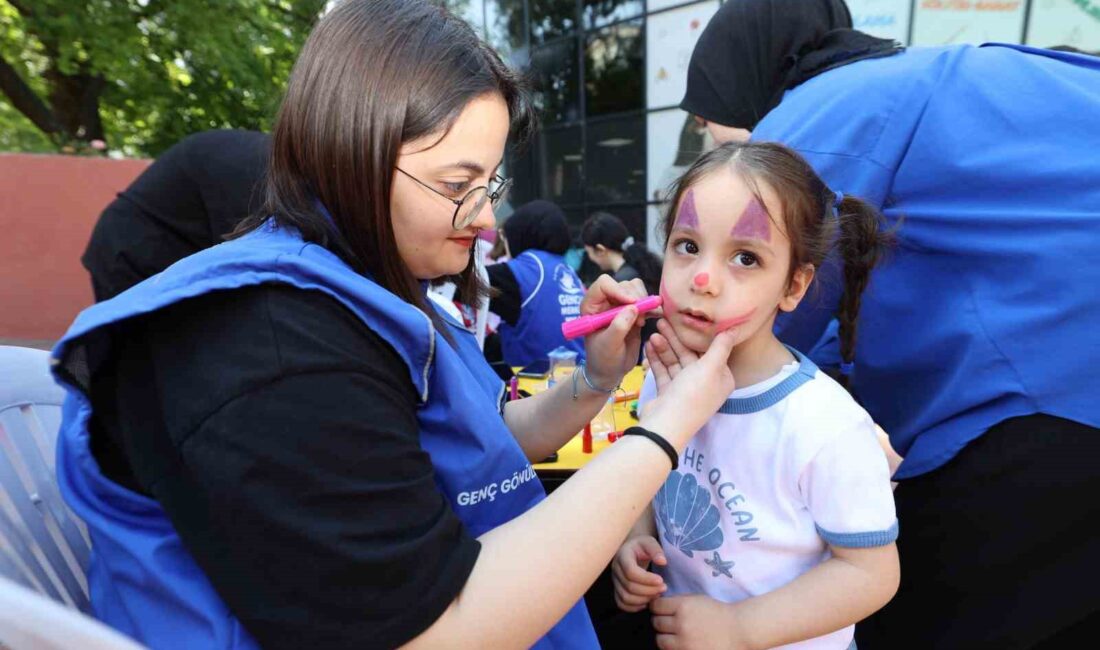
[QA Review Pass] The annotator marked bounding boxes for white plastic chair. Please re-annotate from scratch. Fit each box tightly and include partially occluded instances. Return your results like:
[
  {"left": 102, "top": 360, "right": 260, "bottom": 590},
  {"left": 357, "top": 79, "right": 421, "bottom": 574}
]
[
  {"left": 0, "top": 345, "right": 92, "bottom": 612},
  {"left": 0, "top": 575, "right": 145, "bottom": 650}
]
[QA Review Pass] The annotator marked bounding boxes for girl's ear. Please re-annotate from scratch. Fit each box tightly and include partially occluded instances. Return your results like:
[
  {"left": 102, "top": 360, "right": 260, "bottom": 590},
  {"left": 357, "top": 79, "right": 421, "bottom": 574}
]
[
  {"left": 595, "top": 244, "right": 609, "bottom": 254},
  {"left": 779, "top": 263, "right": 815, "bottom": 312}
]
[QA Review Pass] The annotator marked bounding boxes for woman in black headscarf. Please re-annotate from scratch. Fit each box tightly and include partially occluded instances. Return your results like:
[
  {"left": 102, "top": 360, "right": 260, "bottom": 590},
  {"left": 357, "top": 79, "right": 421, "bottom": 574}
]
[
  {"left": 671, "top": 1, "right": 1100, "bottom": 647},
  {"left": 486, "top": 200, "right": 591, "bottom": 367}
]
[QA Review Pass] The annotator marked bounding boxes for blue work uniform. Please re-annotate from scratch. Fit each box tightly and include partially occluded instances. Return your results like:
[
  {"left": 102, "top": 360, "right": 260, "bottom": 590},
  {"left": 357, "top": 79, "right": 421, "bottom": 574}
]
[
  {"left": 498, "top": 250, "right": 586, "bottom": 367},
  {"left": 758, "top": 44, "right": 1100, "bottom": 479},
  {"left": 50, "top": 220, "right": 599, "bottom": 648}
]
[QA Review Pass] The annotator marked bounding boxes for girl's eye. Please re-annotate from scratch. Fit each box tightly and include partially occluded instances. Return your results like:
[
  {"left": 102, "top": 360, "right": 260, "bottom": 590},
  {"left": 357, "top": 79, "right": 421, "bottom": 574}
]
[
  {"left": 672, "top": 239, "right": 699, "bottom": 255},
  {"left": 731, "top": 251, "right": 759, "bottom": 268}
]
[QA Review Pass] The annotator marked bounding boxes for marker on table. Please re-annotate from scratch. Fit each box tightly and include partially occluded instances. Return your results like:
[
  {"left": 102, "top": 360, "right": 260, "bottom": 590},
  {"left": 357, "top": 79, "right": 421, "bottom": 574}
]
[{"left": 561, "top": 295, "right": 663, "bottom": 340}]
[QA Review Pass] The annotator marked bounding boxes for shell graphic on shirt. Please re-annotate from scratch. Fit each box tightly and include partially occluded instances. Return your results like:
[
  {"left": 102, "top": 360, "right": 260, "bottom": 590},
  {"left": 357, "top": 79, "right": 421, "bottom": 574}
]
[{"left": 654, "top": 471, "right": 724, "bottom": 558}]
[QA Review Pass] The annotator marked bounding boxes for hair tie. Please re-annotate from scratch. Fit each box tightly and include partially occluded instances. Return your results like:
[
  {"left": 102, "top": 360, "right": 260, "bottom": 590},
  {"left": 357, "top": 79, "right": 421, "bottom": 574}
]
[
  {"left": 832, "top": 191, "right": 845, "bottom": 213},
  {"left": 622, "top": 236, "right": 635, "bottom": 249},
  {"left": 839, "top": 361, "right": 855, "bottom": 376}
]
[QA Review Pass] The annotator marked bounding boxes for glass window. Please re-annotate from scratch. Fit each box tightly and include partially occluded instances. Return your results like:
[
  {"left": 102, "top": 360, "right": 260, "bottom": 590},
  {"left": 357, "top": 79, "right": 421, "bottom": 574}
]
[
  {"left": 584, "top": 19, "right": 644, "bottom": 116},
  {"left": 539, "top": 125, "right": 584, "bottom": 205},
  {"left": 485, "top": 0, "right": 528, "bottom": 63},
  {"left": 583, "top": 0, "right": 644, "bottom": 30},
  {"left": 530, "top": 37, "right": 582, "bottom": 123},
  {"left": 585, "top": 115, "right": 646, "bottom": 203},
  {"left": 505, "top": 144, "right": 538, "bottom": 210},
  {"left": 530, "top": 0, "right": 579, "bottom": 43}
]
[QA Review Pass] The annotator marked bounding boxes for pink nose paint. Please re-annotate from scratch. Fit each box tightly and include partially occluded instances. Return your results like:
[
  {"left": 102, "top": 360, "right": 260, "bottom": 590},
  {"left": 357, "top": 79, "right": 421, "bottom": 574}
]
[
  {"left": 561, "top": 295, "right": 663, "bottom": 340},
  {"left": 693, "top": 272, "right": 709, "bottom": 287}
]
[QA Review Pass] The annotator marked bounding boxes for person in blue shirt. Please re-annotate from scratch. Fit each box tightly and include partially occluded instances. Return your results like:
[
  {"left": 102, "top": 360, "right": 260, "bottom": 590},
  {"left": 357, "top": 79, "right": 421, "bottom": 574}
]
[
  {"left": 488, "top": 200, "right": 587, "bottom": 367},
  {"left": 682, "top": 0, "right": 1100, "bottom": 647},
  {"left": 47, "top": 2, "right": 745, "bottom": 648}
]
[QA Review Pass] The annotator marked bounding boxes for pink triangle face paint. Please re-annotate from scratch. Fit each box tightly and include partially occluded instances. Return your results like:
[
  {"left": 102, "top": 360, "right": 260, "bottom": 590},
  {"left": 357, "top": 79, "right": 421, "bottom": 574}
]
[
  {"left": 675, "top": 189, "right": 700, "bottom": 229},
  {"left": 731, "top": 197, "right": 771, "bottom": 242},
  {"left": 560, "top": 295, "right": 663, "bottom": 340},
  {"left": 693, "top": 272, "right": 709, "bottom": 287}
]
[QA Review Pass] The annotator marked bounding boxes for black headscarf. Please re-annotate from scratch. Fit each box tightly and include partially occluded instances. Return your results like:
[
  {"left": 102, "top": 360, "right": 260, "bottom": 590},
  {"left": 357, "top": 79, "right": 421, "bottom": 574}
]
[
  {"left": 501, "top": 200, "right": 572, "bottom": 257},
  {"left": 681, "top": 0, "right": 902, "bottom": 130}
]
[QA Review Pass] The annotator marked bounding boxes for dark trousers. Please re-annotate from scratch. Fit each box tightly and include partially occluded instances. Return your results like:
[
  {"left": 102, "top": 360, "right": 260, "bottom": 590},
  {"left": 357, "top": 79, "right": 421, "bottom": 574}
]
[{"left": 857, "top": 414, "right": 1100, "bottom": 649}]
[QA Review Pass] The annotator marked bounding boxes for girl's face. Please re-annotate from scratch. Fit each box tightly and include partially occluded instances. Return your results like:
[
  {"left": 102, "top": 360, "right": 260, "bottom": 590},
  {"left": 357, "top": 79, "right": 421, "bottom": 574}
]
[
  {"left": 661, "top": 167, "right": 812, "bottom": 354},
  {"left": 391, "top": 93, "right": 510, "bottom": 279}
]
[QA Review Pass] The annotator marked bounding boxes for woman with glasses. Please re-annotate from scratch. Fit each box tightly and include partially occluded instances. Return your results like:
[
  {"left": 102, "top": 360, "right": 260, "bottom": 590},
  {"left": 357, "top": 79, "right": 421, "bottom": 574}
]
[
  {"left": 681, "top": 1, "right": 1100, "bottom": 646},
  {"left": 486, "top": 199, "right": 586, "bottom": 367},
  {"left": 47, "top": 1, "right": 741, "bottom": 648}
]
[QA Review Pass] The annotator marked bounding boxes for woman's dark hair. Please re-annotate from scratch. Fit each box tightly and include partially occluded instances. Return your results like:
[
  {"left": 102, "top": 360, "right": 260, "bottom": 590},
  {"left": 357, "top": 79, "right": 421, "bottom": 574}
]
[
  {"left": 581, "top": 212, "right": 663, "bottom": 296},
  {"left": 233, "top": 0, "right": 535, "bottom": 336},
  {"left": 501, "top": 200, "right": 572, "bottom": 257},
  {"left": 661, "top": 141, "right": 893, "bottom": 388}
]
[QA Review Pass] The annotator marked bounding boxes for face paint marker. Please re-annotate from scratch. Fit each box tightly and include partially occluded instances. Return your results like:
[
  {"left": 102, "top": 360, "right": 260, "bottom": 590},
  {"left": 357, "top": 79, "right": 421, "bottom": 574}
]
[
  {"left": 561, "top": 295, "right": 663, "bottom": 340},
  {"left": 675, "top": 189, "right": 700, "bottom": 229},
  {"left": 731, "top": 197, "right": 771, "bottom": 242}
]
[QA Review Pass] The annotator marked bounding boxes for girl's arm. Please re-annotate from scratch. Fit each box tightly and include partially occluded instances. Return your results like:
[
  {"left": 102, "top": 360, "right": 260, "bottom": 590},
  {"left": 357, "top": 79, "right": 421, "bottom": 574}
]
[
  {"left": 651, "top": 543, "right": 899, "bottom": 650},
  {"left": 504, "top": 275, "right": 650, "bottom": 461},
  {"left": 403, "top": 330, "right": 741, "bottom": 650}
]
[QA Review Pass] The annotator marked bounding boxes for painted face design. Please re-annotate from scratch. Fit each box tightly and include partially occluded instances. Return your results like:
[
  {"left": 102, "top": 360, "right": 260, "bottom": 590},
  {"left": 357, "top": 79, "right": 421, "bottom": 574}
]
[{"left": 660, "top": 171, "right": 795, "bottom": 354}]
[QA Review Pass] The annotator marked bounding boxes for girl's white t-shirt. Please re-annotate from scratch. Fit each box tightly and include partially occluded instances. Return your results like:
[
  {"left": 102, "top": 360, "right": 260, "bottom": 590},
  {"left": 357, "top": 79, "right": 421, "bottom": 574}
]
[{"left": 639, "top": 351, "right": 897, "bottom": 649}]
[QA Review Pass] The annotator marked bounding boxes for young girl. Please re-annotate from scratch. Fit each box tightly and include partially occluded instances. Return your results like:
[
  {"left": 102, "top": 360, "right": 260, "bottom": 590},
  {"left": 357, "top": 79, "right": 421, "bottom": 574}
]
[{"left": 613, "top": 141, "right": 899, "bottom": 649}]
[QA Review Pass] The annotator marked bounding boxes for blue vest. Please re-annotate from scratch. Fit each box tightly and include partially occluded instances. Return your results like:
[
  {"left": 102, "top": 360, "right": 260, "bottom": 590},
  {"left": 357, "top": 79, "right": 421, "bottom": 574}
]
[
  {"left": 758, "top": 44, "right": 1100, "bottom": 479},
  {"left": 50, "top": 222, "right": 599, "bottom": 649},
  {"left": 498, "top": 250, "right": 586, "bottom": 367}
]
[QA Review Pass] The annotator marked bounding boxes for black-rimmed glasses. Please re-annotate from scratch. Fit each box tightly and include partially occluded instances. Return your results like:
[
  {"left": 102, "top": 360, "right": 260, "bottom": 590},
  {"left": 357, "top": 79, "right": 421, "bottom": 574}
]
[{"left": 396, "top": 167, "right": 512, "bottom": 230}]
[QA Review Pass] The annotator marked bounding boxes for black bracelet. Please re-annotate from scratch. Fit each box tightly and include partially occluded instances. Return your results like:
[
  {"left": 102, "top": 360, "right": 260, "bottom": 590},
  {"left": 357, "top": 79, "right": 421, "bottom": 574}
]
[{"left": 622, "top": 426, "right": 678, "bottom": 470}]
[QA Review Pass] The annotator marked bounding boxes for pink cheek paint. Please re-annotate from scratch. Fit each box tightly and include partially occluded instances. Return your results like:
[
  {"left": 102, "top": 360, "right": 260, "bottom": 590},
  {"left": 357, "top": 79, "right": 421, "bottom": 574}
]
[
  {"left": 714, "top": 308, "right": 757, "bottom": 333},
  {"left": 730, "top": 197, "right": 771, "bottom": 242},
  {"left": 693, "top": 272, "right": 709, "bottom": 287},
  {"left": 659, "top": 280, "right": 678, "bottom": 315},
  {"left": 675, "top": 189, "right": 700, "bottom": 229}
]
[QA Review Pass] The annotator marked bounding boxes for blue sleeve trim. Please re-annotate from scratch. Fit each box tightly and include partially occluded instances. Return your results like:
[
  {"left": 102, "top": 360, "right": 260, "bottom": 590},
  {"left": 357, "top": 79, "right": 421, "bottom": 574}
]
[{"left": 816, "top": 520, "right": 898, "bottom": 548}]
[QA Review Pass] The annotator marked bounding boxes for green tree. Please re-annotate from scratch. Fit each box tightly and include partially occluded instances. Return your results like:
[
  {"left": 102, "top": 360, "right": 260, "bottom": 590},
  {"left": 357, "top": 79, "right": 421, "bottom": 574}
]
[{"left": 0, "top": 0, "right": 325, "bottom": 156}]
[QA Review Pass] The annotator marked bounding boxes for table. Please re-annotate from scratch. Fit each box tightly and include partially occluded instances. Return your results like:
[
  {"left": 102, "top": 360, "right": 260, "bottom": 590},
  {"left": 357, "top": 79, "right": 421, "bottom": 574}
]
[{"left": 523, "top": 366, "right": 645, "bottom": 478}]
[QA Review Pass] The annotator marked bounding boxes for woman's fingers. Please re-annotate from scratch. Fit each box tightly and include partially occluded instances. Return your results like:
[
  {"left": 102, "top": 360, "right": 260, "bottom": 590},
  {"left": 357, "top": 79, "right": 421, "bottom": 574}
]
[
  {"left": 648, "top": 327, "right": 683, "bottom": 378},
  {"left": 656, "top": 318, "right": 697, "bottom": 364},
  {"left": 581, "top": 274, "right": 639, "bottom": 315},
  {"left": 646, "top": 339, "right": 672, "bottom": 392}
]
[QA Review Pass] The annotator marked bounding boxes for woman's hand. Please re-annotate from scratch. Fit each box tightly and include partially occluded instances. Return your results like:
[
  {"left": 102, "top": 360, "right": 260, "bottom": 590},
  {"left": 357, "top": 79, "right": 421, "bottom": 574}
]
[
  {"left": 639, "top": 318, "right": 740, "bottom": 446},
  {"left": 581, "top": 275, "right": 651, "bottom": 389}
]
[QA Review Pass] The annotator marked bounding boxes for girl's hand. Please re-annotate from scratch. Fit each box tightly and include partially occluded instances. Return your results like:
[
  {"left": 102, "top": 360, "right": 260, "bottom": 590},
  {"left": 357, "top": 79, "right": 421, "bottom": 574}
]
[
  {"left": 612, "top": 536, "right": 668, "bottom": 612},
  {"left": 650, "top": 594, "right": 748, "bottom": 650},
  {"left": 581, "top": 276, "right": 651, "bottom": 389}
]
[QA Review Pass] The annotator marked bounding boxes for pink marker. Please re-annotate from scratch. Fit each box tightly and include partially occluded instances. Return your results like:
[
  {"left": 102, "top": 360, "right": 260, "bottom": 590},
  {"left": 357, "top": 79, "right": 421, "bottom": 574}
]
[{"left": 561, "top": 295, "right": 663, "bottom": 340}]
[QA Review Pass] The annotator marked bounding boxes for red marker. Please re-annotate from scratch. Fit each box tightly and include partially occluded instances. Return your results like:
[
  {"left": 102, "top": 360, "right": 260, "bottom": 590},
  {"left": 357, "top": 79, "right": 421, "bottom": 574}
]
[
  {"left": 561, "top": 295, "right": 663, "bottom": 340},
  {"left": 582, "top": 423, "right": 593, "bottom": 454}
]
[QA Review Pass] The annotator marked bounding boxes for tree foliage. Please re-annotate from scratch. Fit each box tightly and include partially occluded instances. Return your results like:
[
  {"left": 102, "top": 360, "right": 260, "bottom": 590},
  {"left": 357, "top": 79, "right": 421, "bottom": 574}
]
[{"left": 0, "top": 0, "right": 325, "bottom": 156}]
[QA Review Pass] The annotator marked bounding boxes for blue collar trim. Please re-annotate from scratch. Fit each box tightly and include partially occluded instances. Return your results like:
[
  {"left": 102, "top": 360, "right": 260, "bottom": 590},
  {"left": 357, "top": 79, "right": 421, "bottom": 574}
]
[{"left": 717, "top": 346, "right": 818, "bottom": 415}]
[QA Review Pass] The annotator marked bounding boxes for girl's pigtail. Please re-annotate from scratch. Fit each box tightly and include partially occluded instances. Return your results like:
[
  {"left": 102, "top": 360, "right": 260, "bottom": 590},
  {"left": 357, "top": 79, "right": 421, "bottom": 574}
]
[{"left": 834, "top": 195, "right": 893, "bottom": 389}]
